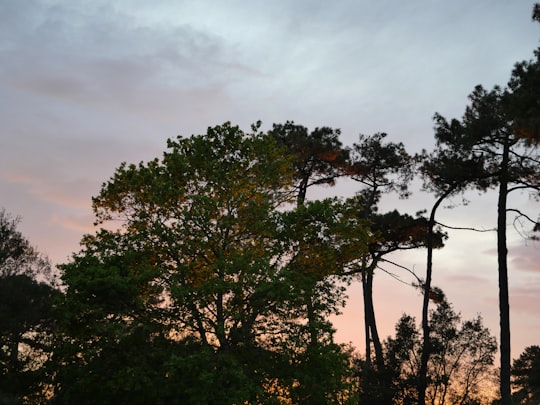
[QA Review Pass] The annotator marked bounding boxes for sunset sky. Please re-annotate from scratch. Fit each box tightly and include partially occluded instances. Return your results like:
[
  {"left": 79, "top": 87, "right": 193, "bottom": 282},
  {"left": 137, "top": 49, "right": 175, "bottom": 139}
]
[{"left": 1, "top": 0, "right": 539, "bottom": 363}]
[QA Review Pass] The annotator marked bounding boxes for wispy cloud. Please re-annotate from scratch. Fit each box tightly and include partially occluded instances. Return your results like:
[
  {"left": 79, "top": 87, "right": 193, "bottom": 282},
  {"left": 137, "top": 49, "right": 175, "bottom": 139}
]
[{"left": 1, "top": 0, "right": 539, "bottom": 355}]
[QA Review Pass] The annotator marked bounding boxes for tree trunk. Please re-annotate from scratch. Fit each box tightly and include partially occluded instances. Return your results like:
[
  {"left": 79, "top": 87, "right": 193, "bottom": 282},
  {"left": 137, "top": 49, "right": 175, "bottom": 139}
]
[
  {"left": 306, "top": 289, "right": 318, "bottom": 348},
  {"left": 418, "top": 188, "right": 453, "bottom": 405},
  {"left": 498, "top": 140, "right": 511, "bottom": 405},
  {"left": 362, "top": 270, "right": 372, "bottom": 368},
  {"left": 362, "top": 265, "right": 384, "bottom": 370},
  {"left": 366, "top": 269, "right": 384, "bottom": 369}
]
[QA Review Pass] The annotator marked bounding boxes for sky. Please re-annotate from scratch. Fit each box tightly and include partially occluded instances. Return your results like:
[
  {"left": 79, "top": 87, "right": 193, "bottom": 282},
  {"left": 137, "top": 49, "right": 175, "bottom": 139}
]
[{"left": 1, "top": 0, "right": 540, "bottom": 363}]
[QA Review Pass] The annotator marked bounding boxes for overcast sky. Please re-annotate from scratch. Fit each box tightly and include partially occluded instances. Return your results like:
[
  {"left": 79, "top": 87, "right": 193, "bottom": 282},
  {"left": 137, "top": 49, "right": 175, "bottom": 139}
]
[{"left": 1, "top": 0, "right": 539, "bottom": 362}]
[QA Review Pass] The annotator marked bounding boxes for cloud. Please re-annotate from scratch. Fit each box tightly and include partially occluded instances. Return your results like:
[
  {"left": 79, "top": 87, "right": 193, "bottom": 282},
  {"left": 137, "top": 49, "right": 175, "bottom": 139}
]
[
  {"left": 509, "top": 242, "right": 540, "bottom": 274},
  {"left": 2, "top": 169, "right": 96, "bottom": 209},
  {"left": 445, "top": 274, "right": 492, "bottom": 286},
  {"left": 1, "top": 0, "right": 539, "bottom": 356},
  {"left": 0, "top": 0, "right": 259, "bottom": 129},
  {"left": 51, "top": 213, "right": 96, "bottom": 233},
  {"left": 511, "top": 280, "right": 540, "bottom": 317}
]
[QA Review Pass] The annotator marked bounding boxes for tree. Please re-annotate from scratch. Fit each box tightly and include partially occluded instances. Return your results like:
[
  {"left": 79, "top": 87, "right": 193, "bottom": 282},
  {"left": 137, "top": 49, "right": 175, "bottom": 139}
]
[
  {"left": 425, "top": 71, "right": 540, "bottom": 403},
  {"left": 421, "top": 18, "right": 540, "bottom": 400},
  {"left": 345, "top": 133, "right": 437, "bottom": 381},
  {"left": 418, "top": 143, "right": 488, "bottom": 405},
  {"left": 269, "top": 121, "right": 349, "bottom": 207},
  {"left": 384, "top": 294, "right": 497, "bottom": 405},
  {"left": 0, "top": 209, "right": 58, "bottom": 404},
  {"left": 269, "top": 122, "right": 365, "bottom": 404},
  {"left": 54, "top": 122, "right": 364, "bottom": 403},
  {"left": 52, "top": 236, "right": 170, "bottom": 404},
  {"left": 512, "top": 345, "right": 540, "bottom": 404},
  {"left": 278, "top": 198, "right": 368, "bottom": 404},
  {"left": 0, "top": 208, "right": 51, "bottom": 281}
]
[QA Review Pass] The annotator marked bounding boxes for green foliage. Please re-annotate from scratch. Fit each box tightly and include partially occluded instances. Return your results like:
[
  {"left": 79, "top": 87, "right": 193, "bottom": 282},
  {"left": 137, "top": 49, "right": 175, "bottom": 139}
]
[
  {"left": 270, "top": 121, "right": 349, "bottom": 205},
  {"left": 52, "top": 123, "right": 365, "bottom": 403}
]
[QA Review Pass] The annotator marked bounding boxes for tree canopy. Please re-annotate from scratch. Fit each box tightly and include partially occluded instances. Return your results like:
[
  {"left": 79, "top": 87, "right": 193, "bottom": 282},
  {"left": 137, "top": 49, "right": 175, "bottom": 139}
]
[{"left": 51, "top": 122, "right": 369, "bottom": 404}]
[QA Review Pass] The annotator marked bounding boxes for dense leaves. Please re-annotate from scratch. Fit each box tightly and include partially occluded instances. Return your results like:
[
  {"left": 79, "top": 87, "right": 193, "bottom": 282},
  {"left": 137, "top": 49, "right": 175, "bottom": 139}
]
[
  {"left": 51, "top": 123, "right": 367, "bottom": 404},
  {"left": 270, "top": 121, "right": 349, "bottom": 206}
]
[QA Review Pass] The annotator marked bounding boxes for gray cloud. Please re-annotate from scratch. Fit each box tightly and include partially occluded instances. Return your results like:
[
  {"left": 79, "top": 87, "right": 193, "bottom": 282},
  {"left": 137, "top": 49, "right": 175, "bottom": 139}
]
[
  {"left": 511, "top": 280, "right": 540, "bottom": 316},
  {"left": 509, "top": 242, "right": 540, "bottom": 274},
  {"left": 1, "top": 0, "right": 540, "bottom": 354}
]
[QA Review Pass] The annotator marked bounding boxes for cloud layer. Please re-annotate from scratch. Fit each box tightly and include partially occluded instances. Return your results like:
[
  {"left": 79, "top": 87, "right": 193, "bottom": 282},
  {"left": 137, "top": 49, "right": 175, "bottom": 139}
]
[{"left": 1, "top": 0, "right": 539, "bottom": 358}]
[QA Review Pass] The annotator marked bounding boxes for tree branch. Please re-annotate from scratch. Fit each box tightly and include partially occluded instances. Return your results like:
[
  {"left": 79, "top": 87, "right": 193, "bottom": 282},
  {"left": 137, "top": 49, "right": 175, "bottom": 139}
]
[
  {"left": 507, "top": 208, "right": 538, "bottom": 225},
  {"left": 435, "top": 221, "right": 496, "bottom": 232},
  {"left": 377, "top": 258, "right": 423, "bottom": 285}
]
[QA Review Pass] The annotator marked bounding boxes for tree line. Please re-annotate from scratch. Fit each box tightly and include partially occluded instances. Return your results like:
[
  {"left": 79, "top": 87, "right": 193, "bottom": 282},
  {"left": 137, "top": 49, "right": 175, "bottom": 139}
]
[{"left": 1, "top": 6, "right": 540, "bottom": 405}]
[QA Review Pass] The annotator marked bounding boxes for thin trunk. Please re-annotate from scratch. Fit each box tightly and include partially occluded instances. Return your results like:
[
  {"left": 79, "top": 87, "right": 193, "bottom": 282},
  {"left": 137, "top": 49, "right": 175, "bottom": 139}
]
[
  {"left": 297, "top": 176, "right": 308, "bottom": 207},
  {"left": 366, "top": 270, "right": 384, "bottom": 369},
  {"left": 306, "top": 290, "right": 318, "bottom": 348},
  {"left": 362, "top": 270, "right": 372, "bottom": 367},
  {"left": 296, "top": 185, "right": 318, "bottom": 349},
  {"left": 216, "top": 291, "right": 228, "bottom": 350},
  {"left": 193, "top": 305, "right": 210, "bottom": 347},
  {"left": 361, "top": 263, "right": 384, "bottom": 369},
  {"left": 498, "top": 139, "right": 511, "bottom": 405},
  {"left": 418, "top": 187, "right": 454, "bottom": 405}
]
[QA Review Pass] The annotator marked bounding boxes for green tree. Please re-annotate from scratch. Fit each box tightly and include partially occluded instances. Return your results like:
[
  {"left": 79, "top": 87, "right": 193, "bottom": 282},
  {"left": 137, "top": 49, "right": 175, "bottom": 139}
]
[
  {"left": 512, "top": 345, "right": 540, "bottom": 404},
  {"left": 269, "top": 122, "right": 364, "bottom": 404},
  {"left": 0, "top": 209, "right": 58, "bottom": 404},
  {"left": 425, "top": 77, "right": 540, "bottom": 404},
  {"left": 52, "top": 236, "right": 170, "bottom": 404},
  {"left": 54, "top": 122, "right": 365, "bottom": 404},
  {"left": 278, "top": 198, "right": 368, "bottom": 404},
  {"left": 269, "top": 121, "right": 349, "bottom": 207},
  {"left": 345, "top": 133, "right": 438, "bottom": 395}
]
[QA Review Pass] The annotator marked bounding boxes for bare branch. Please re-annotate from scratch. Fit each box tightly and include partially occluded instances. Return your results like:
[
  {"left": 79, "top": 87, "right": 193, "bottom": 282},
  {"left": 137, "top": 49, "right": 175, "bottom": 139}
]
[
  {"left": 507, "top": 208, "right": 538, "bottom": 225},
  {"left": 435, "top": 221, "right": 496, "bottom": 232},
  {"left": 378, "top": 258, "right": 423, "bottom": 285}
]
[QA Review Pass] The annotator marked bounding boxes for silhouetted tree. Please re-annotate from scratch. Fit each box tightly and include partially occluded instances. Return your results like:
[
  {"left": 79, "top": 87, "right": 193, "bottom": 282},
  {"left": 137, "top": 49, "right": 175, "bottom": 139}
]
[
  {"left": 384, "top": 293, "right": 497, "bottom": 405},
  {"left": 0, "top": 209, "right": 58, "bottom": 404},
  {"left": 424, "top": 74, "right": 540, "bottom": 403},
  {"left": 346, "top": 134, "right": 438, "bottom": 385},
  {"left": 269, "top": 121, "right": 349, "bottom": 206},
  {"left": 512, "top": 345, "right": 540, "bottom": 404},
  {"left": 418, "top": 146, "right": 487, "bottom": 405}
]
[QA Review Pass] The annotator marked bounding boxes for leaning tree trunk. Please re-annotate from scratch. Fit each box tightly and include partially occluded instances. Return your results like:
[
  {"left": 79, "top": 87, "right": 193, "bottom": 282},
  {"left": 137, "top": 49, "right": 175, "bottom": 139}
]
[
  {"left": 361, "top": 261, "right": 384, "bottom": 370},
  {"left": 366, "top": 269, "right": 384, "bottom": 369},
  {"left": 418, "top": 187, "right": 454, "bottom": 405},
  {"left": 362, "top": 269, "right": 372, "bottom": 368}
]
